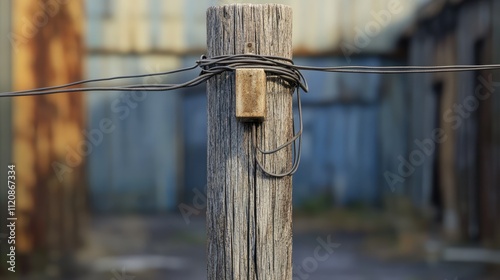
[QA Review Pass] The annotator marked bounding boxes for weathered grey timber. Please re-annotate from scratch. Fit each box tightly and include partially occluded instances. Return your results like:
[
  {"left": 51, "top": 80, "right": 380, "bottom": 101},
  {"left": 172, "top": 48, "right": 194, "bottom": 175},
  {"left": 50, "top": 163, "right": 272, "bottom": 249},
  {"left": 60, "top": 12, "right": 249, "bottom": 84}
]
[{"left": 206, "top": 4, "right": 293, "bottom": 280}]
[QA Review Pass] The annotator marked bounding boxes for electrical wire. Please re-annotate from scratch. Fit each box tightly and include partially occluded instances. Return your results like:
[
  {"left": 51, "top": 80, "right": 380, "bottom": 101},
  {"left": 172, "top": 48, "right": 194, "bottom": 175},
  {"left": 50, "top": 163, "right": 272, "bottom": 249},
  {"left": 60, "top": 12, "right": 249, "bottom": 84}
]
[
  {"left": 1, "top": 53, "right": 500, "bottom": 177},
  {"left": 3, "top": 54, "right": 500, "bottom": 97},
  {"left": 255, "top": 87, "right": 303, "bottom": 177},
  {"left": 5, "top": 63, "right": 200, "bottom": 96}
]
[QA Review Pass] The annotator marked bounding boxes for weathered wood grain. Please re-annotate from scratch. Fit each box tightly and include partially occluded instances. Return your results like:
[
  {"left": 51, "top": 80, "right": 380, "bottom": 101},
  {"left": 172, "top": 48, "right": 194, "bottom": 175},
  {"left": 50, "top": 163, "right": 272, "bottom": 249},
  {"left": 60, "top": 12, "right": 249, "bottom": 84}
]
[{"left": 206, "top": 4, "right": 293, "bottom": 279}]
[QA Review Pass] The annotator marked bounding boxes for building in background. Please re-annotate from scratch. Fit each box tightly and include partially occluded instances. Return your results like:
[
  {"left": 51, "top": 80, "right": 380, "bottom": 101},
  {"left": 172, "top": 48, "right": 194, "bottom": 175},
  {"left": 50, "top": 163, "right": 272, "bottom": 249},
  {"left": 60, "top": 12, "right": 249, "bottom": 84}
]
[
  {"left": 398, "top": 0, "right": 500, "bottom": 247},
  {"left": 84, "top": 0, "right": 429, "bottom": 212},
  {"left": 1, "top": 0, "right": 87, "bottom": 275},
  {"left": 1, "top": 0, "right": 499, "bottom": 277}
]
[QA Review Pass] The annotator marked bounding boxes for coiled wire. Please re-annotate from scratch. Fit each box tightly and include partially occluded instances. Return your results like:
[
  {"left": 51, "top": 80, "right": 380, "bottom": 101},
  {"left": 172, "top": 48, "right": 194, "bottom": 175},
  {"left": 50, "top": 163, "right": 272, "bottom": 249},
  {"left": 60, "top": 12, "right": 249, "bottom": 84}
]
[{"left": 2, "top": 54, "right": 500, "bottom": 177}]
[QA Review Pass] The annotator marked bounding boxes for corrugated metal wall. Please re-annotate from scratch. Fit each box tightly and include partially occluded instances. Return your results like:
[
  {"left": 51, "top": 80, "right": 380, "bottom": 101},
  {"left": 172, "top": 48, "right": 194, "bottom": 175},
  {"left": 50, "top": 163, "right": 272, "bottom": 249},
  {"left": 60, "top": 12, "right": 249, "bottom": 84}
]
[
  {"left": 85, "top": 58, "right": 183, "bottom": 212},
  {"left": 292, "top": 57, "right": 383, "bottom": 205},
  {"left": 10, "top": 0, "right": 87, "bottom": 272},
  {"left": 406, "top": 0, "right": 500, "bottom": 245},
  {"left": 86, "top": 1, "right": 185, "bottom": 212},
  {"left": 85, "top": 0, "right": 427, "bottom": 210}
]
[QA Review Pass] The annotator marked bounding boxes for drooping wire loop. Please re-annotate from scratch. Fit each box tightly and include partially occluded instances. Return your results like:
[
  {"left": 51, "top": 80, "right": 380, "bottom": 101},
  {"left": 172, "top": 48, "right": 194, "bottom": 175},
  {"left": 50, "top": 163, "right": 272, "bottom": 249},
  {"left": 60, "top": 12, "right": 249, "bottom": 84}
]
[
  {"left": 2, "top": 54, "right": 500, "bottom": 177},
  {"left": 254, "top": 88, "right": 303, "bottom": 178}
]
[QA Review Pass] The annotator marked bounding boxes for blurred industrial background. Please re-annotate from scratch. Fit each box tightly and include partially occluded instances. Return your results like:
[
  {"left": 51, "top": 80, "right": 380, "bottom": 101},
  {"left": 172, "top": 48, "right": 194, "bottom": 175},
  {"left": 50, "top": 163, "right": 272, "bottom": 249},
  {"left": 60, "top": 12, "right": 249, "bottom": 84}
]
[{"left": 0, "top": 0, "right": 500, "bottom": 279}]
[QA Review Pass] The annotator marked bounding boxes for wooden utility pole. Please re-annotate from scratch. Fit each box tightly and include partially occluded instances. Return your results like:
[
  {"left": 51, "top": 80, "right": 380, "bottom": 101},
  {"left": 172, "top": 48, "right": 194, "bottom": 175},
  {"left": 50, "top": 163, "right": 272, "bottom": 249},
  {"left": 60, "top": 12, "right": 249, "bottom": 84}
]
[{"left": 206, "top": 4, "right": 293, "bottom": 279}]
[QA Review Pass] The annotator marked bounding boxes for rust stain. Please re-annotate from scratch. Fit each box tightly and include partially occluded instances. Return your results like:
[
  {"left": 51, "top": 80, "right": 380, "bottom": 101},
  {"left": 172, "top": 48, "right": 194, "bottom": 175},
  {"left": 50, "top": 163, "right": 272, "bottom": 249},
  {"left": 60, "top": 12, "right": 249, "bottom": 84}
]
[{"left": 12, "top": 0, "right": 86, "bottom": 264}]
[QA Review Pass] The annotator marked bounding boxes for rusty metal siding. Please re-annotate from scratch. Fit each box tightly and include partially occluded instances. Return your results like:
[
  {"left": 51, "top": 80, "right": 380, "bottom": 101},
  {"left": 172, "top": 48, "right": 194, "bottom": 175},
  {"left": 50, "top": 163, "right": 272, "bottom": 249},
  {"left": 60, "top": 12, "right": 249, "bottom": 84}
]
[{"left": 11, "top": 0, "right": 86, "bottom": 271}]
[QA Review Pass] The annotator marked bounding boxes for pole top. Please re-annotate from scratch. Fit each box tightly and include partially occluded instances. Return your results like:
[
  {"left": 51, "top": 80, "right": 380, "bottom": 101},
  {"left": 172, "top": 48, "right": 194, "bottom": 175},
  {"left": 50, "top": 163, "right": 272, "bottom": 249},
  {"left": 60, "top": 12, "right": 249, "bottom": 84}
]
[{"left": 207, "top": 3, "right": 292, "bottom": 12}]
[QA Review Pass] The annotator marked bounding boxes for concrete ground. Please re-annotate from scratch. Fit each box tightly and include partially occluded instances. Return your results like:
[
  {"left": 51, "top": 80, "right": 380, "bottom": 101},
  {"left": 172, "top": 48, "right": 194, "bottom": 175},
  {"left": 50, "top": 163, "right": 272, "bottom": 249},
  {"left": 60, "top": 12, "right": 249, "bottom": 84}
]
[
  {"left": 49, "top": 214, "right": 498, "bottom": 280},
  {"left": 3, "top": 213, "right": 491, "bottom": 280}
]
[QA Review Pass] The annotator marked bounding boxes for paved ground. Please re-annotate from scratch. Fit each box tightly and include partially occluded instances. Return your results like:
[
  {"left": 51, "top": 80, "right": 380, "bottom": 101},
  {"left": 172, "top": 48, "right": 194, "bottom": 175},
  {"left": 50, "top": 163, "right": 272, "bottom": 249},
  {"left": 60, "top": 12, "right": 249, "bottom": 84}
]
[{"left": 16, "top": 214, "right": 499, "bottom": 279}]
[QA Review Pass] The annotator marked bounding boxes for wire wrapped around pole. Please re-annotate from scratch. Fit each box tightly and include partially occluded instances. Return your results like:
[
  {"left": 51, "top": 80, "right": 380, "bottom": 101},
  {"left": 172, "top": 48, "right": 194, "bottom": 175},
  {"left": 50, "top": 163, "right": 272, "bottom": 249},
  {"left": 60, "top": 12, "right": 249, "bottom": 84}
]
[{"left": 2, "top": 54, "right": 500, "bottom": 176}]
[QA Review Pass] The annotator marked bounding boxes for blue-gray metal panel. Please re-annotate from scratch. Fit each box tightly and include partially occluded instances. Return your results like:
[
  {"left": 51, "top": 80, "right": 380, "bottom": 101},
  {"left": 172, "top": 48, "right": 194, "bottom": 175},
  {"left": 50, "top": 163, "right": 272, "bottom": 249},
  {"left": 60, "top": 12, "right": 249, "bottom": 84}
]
[
  {"left": 288, "top": 57, "right": 383, "bottom": 206},
  {"left": 379, "top": 67, "right": 409, "bottom": 195},
  {"left": 86, "top": 54, "right": 182, "bottom": 212},
  {"left": 295, "top": 57, "right": 382, "bottom": 104},
  {"left": 181, "top": 90, "right": 208, "bottom": 202}
]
